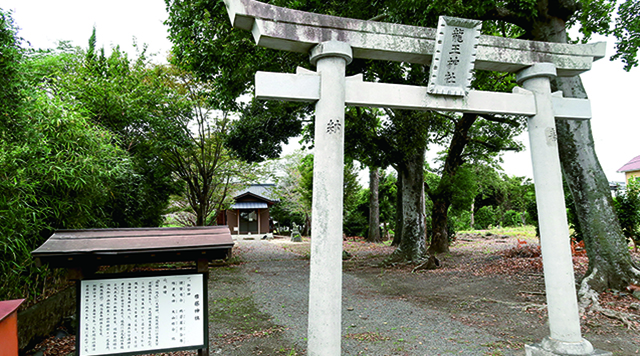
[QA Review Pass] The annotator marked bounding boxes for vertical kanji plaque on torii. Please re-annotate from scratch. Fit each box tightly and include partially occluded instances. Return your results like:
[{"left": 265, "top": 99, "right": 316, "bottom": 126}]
[{"left": 428, "top": 16, "right": 482, "bottom": 96}]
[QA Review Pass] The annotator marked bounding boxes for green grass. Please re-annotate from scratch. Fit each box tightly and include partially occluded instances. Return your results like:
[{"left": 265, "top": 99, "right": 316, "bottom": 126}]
[
  {"left": 458, "top": 225, "right": 537, "bottom": 239},
  {"left": 210, "top": 296, "right": 275, "bottom": 333}
]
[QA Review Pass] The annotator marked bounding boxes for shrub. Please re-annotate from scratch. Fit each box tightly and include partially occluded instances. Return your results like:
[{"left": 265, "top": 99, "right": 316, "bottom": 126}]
[
  {"left": 474, "top": 206, "right": 496, "bottom": 230},
  {"left": 502, "top": 210, "right": 521, "bottom": 227},
  {"left": 449, "top": 210, "right": 471, "bottom": 233},
  {"left": 613, "top": 177, "right": 640, "bottom": 250}
]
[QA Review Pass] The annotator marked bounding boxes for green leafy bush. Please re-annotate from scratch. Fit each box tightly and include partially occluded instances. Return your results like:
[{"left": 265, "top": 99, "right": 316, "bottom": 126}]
[
  {"left": 502, "top": 210, "right": 521, "bottom": 227},
  {"left": 613, "top": 177, "right": 640, "bottom": 250},
  {"left": 449, "top": 210, "right": 471, "bottom": 233},
  {"left": 474, "top": 206, "right": 496, "bottom": 230},
  {"left": 0, "top": 13, "right": 136, "bottom": 301}
]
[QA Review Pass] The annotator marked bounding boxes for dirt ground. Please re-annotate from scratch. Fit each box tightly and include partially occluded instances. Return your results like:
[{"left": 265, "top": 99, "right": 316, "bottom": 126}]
[
  {"left": 278, "top": 231, "right": 640, "bottom": 354},
  {"left": 27, "top": 229, "right": 640, "bottom": 356},
  {"left": 369, "top": 238, "right": 640, "bottom": 355}
]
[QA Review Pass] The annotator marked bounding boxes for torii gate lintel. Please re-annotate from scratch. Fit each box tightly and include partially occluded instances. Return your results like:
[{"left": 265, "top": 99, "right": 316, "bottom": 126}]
[{"left": 255, "top": 69, "right": 592, "bottom": 120}]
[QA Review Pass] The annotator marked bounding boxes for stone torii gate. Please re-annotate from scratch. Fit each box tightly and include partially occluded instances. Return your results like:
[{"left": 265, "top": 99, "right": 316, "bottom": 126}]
[{"left": 223, "top": 1, "right": 610, "bottom": 355}]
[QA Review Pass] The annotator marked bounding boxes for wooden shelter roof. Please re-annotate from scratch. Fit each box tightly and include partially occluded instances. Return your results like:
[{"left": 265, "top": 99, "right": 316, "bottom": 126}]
[{"left": 31, "top": 226, "right": 234, "bottom": 269}]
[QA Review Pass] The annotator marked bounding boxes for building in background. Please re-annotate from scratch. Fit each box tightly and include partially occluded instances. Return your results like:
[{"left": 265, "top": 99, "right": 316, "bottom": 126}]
[
  {"left": 617, "top": 155, "right": 640, "bottom": 182},
  {"left": 218, "top": 184, "right": 278, "bottom": 235}
]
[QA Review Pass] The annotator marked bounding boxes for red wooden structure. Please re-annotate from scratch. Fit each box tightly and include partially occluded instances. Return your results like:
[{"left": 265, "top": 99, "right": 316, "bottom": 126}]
[{"left": 0, "top": 299, "right": 25, "bottom": 356}]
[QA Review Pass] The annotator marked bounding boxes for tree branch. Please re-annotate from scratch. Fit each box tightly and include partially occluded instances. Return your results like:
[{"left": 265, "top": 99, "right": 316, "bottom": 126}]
[
  {"left": 479, "top": 7, "right": 531, "bottom": 31},
  {"left": 478, "top": 114, "right": 521, "bottom": 126},
  {"left": 469, "top": 139, "right": 520, "bottom": 152}
]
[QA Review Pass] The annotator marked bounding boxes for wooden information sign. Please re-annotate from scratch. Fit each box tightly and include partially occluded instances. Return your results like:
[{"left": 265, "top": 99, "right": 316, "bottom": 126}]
[{"left": 77, "top": 273, "right": 207, "bottom": 356}]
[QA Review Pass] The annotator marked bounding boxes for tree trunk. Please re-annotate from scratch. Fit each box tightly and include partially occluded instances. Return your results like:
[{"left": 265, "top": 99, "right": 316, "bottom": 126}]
[
  {"left": 554, "top": 77, "right": 640, "bottom": 290},
  {"left": 526, "top": 4, "right": 640, "bottom": 291},
  {"left": 303, "top": 213, "right": 311, "bottom": 237},
  {"left": 428, "top": 113, "right": 476, "bottom": 255},
  {"left": 196, "top": 212, "right": 204, "bottom": 226},
  {"left": 367, "top": 167, "right": 381, "bottom": 242},
  {"left": 429, "top": 197, "right": 451, "bottom": 254},
  {"left": 389, "top": 150, "right": 426, "bottom": 262},
  {"left": 392, "top": 172, "right": 403, "bottom": 246},
  {"left": 470, "top": 201, "right": 475, "bottom": 229}
]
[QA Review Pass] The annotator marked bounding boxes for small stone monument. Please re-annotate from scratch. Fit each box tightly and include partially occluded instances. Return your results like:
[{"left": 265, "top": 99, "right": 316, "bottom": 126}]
[{"left": 290, "top": 223, "right": 302, "bottom": 242}]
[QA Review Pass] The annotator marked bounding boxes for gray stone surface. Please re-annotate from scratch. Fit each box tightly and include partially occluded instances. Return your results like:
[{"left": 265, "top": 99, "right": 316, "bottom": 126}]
[
  {"left": 290, "top": 225, "right": 302, "bottom": 242},
  {"left": 520, "top": 64, "right": 586, "bottom": 347},
  {"left": 525, "top": 343, "right": 612, "bottom": 356},
  {"left": 428, "top": 16, "right": 481, "bottom": 96},
  {"left": 224, "top": 0, "right": 605, "bottom": 76},
  {"left": 306, "top": 40, "right": 352, "bottom": 356},
  {"left": 256, "top": 69, "right": 593, "bottom": 119}
]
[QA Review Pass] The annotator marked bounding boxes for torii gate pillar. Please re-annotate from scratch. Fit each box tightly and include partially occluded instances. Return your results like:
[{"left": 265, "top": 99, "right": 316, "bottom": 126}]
[
  {"left": 306, "top": 41, "right": 352, "bottom": 356},
  {"left": 518, "top": 64, "right": 601, "bottom": 356}
]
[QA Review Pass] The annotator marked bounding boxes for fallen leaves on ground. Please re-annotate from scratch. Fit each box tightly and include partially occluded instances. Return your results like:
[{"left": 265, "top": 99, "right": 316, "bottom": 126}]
[
  {"left": 344, "top": 331, "right": 391, "bottom": 342},
  {"left": 217, "top": 326, "right": 284, "bottom": 345},
  {"left": 27, "top": 334, "right": 75, "bottom": 356},
  {"left": 23, "top": 232, "right": 640, "bottom": 356}
]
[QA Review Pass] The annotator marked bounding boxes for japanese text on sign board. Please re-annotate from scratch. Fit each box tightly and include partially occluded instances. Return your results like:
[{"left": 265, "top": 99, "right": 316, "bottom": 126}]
[
  {"left": 79, "top": 274, "right": 204, "bottom": 356},
  {"left": 444, "top": 28, "right": 465, "bottom": 84}
]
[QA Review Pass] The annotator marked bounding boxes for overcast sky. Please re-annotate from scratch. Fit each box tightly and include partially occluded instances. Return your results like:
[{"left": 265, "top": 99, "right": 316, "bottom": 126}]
[{"left": 4, "top": 0, "right": 639, "bottom": 182}]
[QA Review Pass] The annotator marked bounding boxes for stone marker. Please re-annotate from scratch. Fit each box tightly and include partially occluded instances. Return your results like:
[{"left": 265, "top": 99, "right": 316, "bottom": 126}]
[{"left": 290, "top": 223, "right": 302, "bottom": 242}]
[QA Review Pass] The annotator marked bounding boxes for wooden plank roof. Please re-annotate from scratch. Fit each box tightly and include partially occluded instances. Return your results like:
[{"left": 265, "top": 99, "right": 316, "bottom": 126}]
[{"left": 32, "top": 226, "right": 234, "bottom": 268}]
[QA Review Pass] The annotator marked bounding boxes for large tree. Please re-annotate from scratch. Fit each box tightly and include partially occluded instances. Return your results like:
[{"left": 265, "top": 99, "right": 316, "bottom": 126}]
[
  {"left": 162, "top": 70, "right": 258, "bottom": 226},
  {"left": 165, "top": 0, "right": 640, "bottom": 278},
  {"left": 164, "top": 0, "right": 528, "bottom": 262},
  {"left": 389, "top": 0, "right": 640, "bottom": 291},
  {"left": 367, "top": 167, "right": 381, "bottom": 242},
  {"left": 165, "top": 0, "right": 438, "bottom": 262},
  {"left": 532, "top": 0, "right": 640, "bottom": 293},
  {"left": 426, "top": 108, "right": 524, "bottom": 255}
]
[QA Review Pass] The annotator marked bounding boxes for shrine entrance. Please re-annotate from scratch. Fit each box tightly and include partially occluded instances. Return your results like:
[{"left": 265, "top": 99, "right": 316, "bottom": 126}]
[
  {"left": 239, "top": 210, "right": 258, "bottom": 234},
  {"left": 223, "top": 0, "right": 610, "bottom": 355}
]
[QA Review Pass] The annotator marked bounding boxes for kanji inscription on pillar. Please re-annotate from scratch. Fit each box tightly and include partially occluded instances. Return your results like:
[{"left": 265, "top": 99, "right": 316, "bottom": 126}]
[
  {"left": 326, "top": 119, "right": 341, "bottom": 134},
  {"left": 427, "top": 16, "right": 481, "bottom": 96},
  {"left": 78, "top": 274, "right": 205, "bottom": 356}
]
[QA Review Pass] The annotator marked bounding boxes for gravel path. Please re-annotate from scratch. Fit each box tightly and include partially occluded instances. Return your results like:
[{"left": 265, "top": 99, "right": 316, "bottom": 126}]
[{"left": 207, "top": 240, "right": 522, "bottom": 355}]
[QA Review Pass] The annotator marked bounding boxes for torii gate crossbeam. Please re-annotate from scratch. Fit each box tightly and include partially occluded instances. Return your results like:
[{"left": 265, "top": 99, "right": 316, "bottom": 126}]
[
  {"left": 255, "top": 69, "right": 592, "bottom": 119},
  {"left": 225, "top": 0, "right": 605, "bottom": 76}
]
